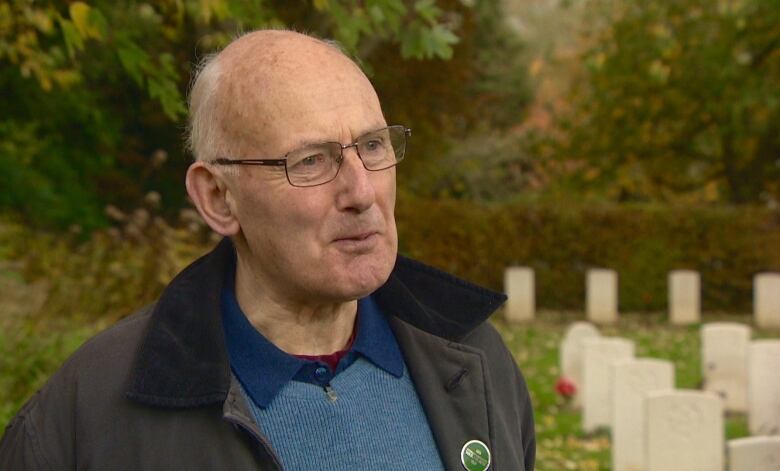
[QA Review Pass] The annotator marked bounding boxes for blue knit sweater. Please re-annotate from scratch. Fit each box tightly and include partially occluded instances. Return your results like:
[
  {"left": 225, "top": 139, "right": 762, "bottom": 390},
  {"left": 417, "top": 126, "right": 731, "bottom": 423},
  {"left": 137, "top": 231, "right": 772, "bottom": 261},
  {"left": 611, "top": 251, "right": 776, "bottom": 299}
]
[{"left": 247, "top": 357, "right": 445, "bottom": 471}]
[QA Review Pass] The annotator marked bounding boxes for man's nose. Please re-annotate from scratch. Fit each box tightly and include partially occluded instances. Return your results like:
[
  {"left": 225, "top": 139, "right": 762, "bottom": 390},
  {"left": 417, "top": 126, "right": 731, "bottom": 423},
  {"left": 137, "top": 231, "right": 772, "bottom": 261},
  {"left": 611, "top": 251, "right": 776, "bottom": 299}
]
[{"left": 334, "top": 146, "right": 375, "bottom": 212}]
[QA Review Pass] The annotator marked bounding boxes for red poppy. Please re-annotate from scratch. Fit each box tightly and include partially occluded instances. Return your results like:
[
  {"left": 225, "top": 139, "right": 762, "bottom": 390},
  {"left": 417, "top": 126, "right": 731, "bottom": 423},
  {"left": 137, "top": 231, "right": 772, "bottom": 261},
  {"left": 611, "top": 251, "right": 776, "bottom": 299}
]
[{"left": 555, "top": 377, "right": 577, "bottom": 398}]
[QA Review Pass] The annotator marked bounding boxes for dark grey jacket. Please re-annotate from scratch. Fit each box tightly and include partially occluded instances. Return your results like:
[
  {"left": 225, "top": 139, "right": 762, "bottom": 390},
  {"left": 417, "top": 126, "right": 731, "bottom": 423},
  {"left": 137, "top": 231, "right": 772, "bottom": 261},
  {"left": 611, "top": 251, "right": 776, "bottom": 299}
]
[{"left": 1, "top": 239, "right": 535, "bottom": 470}]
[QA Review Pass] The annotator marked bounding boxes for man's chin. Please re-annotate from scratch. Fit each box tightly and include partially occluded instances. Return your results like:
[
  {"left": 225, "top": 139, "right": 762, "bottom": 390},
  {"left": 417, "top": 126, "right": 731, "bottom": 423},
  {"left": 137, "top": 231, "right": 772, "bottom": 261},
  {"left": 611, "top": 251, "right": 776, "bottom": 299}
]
[{"left": 330, "top": 257, "right": 394, "bottom": 299}]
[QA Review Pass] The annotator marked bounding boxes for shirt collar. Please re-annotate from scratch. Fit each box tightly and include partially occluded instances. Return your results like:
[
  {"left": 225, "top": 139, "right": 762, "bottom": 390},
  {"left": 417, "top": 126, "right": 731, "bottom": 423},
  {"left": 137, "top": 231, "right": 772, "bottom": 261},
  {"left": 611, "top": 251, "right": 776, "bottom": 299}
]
[
  {"left": 352, "top": 296, "right": 404, "bottom": 378},
  {"left": 220, "top": 264, "right": 403, "bottom": 409}
]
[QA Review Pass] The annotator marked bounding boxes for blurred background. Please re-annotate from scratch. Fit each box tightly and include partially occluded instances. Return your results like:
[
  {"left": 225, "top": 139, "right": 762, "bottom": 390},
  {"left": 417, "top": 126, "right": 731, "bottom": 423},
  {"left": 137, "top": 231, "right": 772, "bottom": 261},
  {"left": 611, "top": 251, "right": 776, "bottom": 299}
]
[{"left": 1, "top": 0, "right": 779, "bottom": 468}]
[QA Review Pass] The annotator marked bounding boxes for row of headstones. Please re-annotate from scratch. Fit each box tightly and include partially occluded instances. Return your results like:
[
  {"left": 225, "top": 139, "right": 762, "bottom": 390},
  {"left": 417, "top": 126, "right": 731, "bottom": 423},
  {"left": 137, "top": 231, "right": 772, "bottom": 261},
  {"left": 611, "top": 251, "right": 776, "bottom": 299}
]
[
  {"left": 560, "top": 321, "right": 780, "bottom": 471},
  {"left": 504, "top": 268, "right": 780, "bottom": 327}
]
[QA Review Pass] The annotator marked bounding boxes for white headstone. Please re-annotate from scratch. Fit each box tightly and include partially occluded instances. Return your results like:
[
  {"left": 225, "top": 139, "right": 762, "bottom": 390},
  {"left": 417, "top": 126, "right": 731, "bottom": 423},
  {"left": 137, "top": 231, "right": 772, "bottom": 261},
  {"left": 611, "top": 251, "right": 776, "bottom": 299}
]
[
  {"left": 587, "top": 268, "right": 618, "bottom": 324},
  {"left": 728, "top": 436, "right": 780, "bottom": 471},
  {"left": 611, "top": 358, "right": 675, "bottom": 471},
  {"left": 701, "top": 322, "right": 751, "bottom": 412},
  {"left": 504, "top": 267, "right": 535, "bottom": 322},
  {"left": 582, "top": 337, "right": 634, "bottom": 432},
  {"left": 669, "top": 270, "right": 700, "bottom": 325},
  {"left": 645, "top": 390, "right": 724, "bottom": 471},
  {"left": 755, "top": 273, "right": 780, "bottom": 329},
  {"left": 748, "top": 340, "right": 780, "bottom": 435},
  {"left": 560, "top": 322, "right": 601, "bottom": 408}
]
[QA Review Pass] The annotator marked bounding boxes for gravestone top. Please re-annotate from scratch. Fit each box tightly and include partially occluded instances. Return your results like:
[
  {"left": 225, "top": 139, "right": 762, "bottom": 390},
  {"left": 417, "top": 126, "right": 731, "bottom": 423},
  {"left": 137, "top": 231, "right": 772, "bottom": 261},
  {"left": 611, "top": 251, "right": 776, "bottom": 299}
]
[
  {"left": 700, "top": 322, "right": 751, "bottom": 412},
  {"left": 586, "top": 268, "right": 618, "bottom": 324},
  {"left": 503, "top": 267, "right": 535, "bottom": 323},
  {"left": 611, "top": 358, "right": 675, "bottom": 471},
  {"left": 645, "top": 389, "right": 724, "bottom": 471},
  {"left": 748, "top": 340, "right": 780, "bottom": 436},
  {"left": 669, "top": 270, "right": 700, "bottom": 325},
  {"left": 560, "top": 321, "right": 601, "bottom": 409},
  {"left": 728, "top": 436, "right": 780, "bottom": 471},
  {"left": 754, "top": 272, "right": 780, "bottom": 329},
  {"left": 582, "top": 337, "right": 634, "bottom": 432}
]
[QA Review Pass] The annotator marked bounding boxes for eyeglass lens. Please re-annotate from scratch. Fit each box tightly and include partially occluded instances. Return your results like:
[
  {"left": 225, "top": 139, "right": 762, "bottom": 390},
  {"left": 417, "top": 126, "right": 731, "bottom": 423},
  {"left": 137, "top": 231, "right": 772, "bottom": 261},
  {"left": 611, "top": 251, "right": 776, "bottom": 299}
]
[{"left": 285, "top": 126, "right": 407, "bottom": 187}]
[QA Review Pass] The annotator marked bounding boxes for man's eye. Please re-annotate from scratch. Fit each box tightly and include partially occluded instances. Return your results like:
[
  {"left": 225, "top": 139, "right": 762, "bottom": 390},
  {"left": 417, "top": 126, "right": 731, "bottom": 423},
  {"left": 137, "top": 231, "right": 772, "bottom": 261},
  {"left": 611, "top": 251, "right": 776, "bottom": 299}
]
[
  {"left": 364, "top": 139, "right": 383, "bottom": 151},
  {"left": 300, "top": 154, "right": 324, "bottom": 166}
]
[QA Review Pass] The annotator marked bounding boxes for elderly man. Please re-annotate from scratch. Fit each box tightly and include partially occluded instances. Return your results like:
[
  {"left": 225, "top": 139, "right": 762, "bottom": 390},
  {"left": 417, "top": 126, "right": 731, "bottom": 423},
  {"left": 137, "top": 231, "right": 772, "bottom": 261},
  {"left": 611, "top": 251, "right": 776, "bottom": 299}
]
[{"left": 0, "top": 30, "right": 535, "bottom": 470}]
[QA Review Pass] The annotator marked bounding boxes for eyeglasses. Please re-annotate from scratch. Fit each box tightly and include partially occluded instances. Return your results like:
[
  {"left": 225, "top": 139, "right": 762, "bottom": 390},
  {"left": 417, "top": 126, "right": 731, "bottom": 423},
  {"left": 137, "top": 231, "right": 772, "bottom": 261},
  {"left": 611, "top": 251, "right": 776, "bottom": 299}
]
[{"left": 210, "top": 125, "right": 411, "bottom": 187}]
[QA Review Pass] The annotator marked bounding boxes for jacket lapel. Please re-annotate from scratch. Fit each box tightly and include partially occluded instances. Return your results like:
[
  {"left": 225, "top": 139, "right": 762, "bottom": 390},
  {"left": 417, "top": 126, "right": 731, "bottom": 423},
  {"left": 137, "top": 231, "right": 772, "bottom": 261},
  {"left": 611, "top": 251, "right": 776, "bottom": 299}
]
[
  {"left": 375, "top": 260, "right": 506, "bottom": 471},
  {"left": 126, "top": 238, "right": 233, "bottom": 407},
  {"left": 389, "top": 317, "right": 493, "bottom": 471}
]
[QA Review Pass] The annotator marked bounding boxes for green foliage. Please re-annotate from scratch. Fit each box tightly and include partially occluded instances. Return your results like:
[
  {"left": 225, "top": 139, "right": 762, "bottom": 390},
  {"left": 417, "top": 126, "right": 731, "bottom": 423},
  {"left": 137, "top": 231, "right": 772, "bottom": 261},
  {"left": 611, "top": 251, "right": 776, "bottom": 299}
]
[
  {"left": 369, "top": 0, "right": 532, "bottom": 192},
  {"left": 2, "top": 205, "right": 215, "bottom": 323},
  {"left": 404, "top": 132, "right": 538, "bottom": 200},
  {"left": 554, "top": 0, "right": 780, "bottom": 204},
  {"left": 1, "top": 0, "right": 482, "bottom": 229},
  {"left": 396, "top": 195, "right": 780, "bottom": 312}
]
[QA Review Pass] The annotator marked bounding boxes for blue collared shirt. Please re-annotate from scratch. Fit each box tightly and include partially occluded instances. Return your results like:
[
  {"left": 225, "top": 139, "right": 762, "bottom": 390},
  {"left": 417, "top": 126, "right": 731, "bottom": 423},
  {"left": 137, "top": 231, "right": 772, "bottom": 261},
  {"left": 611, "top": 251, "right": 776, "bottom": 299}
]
[{"left": 220, "top": 269, "right": 404, "bottom": 409}]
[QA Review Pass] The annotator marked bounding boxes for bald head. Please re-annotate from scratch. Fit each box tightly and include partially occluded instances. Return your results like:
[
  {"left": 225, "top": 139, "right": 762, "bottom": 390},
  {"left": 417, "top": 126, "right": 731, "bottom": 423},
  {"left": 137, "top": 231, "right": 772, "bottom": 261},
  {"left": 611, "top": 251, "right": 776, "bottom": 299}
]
[{"left": 186, "top": 30, "right": 383, "bottom": 163}]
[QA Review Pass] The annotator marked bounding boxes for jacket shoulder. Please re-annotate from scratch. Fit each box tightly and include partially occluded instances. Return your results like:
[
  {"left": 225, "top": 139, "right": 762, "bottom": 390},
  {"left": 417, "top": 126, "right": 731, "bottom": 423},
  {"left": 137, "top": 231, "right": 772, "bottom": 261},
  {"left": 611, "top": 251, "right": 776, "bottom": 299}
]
[
  {"left": 0, "top": 305, "right": 155, "bottom": 470},
  {"left": 461, "top": 321, "right": 511, "bottom": 358}
]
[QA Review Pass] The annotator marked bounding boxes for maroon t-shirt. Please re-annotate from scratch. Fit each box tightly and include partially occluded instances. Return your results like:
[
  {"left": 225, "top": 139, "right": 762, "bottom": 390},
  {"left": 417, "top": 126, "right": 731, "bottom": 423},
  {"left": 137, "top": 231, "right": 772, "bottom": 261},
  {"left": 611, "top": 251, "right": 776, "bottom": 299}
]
[{"left": 293, "top": 327, "right": 357, "bottom": 371}]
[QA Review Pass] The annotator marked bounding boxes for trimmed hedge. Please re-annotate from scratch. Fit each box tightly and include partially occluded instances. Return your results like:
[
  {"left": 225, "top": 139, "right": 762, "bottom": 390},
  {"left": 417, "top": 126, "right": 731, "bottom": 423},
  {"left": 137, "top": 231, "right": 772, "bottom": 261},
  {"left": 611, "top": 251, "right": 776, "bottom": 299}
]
[
  {"left": 396, "top": 196, "right": 780, "bottom": 313},
  {"left": 5, "top": 198, "right": 778, "bottom": 320}
]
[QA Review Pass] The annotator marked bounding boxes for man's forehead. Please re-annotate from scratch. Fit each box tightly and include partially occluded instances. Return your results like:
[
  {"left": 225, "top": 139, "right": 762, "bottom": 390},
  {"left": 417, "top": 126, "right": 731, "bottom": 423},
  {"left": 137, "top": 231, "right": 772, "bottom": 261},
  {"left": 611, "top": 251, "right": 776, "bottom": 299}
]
[
  {"left": 217, "top": 32, "right": 374, "bottom": 109},
  {"left": 218, "top": 30, "right": 358, "bottom": 81},
  {"left": 212, "top": 31, "right": 384, "bottom": 154}
]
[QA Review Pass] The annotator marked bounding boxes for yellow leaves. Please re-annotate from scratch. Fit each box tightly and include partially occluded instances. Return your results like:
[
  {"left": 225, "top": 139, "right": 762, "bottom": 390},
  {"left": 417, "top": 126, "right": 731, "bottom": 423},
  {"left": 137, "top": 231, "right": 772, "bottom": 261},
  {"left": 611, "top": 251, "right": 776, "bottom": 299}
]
[
  {"left": 648, "top": 59, "right": 670, "bottom": 84},
  {"left": 742, "top": 137, "right": 758, "bottom": 156},
  {"left": 585, "top": 52, "right": 606, "bottom": 72},
  {"left": 69, "top": 2, "right": 102, "bottom": 40},
  {"left": 25, "top": 8, "right": 55, "bottom": 34},
  {"left": 313, "top": 0, "right": 330, "bottom": 11},
  {"left": 584, "top": 167, "right": 600, "bottom": 181},
  {"left": 717, "top": 0, "right": 746, "bottom": 16},
  {"left": 649, "top": 23, "right": 671, "bottom": 39},
  {"left": 198, "top": 0, "right": 230, "bottom": 24},
  {"left": 0, "top": 3, "right": 11, "bottom": 31},
  {"left": 52, "top": 69, "right": 81, "bottom": 88},
  {"left": 594, "top": 52, "right": 606, "bottom": 69},
  {"left": 733, "top": 49, "right": 752, "bottom": 66},
  {"left": 704, "top": 181, "right": 720, "bottom": 202},
  {"left": 57, "top": 3, "right": 106, "bottom": 59},
  {"left": 529, "top": 57, "right": 544, "bottom": 78},
  {"left": 0, "top": 4, "right": 85, "bottom": 92}
]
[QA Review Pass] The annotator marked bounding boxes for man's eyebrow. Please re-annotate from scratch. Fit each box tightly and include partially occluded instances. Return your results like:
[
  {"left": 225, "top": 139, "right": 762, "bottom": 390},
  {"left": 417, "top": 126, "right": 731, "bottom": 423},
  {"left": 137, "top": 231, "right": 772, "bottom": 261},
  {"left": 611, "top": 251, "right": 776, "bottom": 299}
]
[
  {"left": 290, "top": 137, "right": 332, "bottom": 149},
  {"left": 286, "top": 125, "right": 387, "bottom": 150}
]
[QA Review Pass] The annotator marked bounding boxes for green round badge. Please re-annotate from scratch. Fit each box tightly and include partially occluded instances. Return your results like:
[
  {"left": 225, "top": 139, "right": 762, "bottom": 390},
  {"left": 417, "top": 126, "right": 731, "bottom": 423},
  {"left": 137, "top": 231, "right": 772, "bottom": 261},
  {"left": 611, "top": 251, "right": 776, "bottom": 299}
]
[{"left": 460, "top": 439, "right": 491, "bottom": 471}]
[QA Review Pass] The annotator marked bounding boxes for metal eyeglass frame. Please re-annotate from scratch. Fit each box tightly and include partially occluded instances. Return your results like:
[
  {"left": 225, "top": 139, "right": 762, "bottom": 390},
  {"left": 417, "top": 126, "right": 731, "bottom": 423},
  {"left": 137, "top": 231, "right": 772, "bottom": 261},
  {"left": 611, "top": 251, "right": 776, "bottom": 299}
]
[{"left": 209, "top": 125, "right": 411, "bottom": 187}]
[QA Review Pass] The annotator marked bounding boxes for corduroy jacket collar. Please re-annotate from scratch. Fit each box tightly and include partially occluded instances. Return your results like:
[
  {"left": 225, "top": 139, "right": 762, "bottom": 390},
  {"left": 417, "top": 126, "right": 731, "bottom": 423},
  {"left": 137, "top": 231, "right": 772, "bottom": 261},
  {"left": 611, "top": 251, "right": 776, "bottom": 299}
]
[{"left": 126, "top": 238, "right": 506, "bottom": 408}]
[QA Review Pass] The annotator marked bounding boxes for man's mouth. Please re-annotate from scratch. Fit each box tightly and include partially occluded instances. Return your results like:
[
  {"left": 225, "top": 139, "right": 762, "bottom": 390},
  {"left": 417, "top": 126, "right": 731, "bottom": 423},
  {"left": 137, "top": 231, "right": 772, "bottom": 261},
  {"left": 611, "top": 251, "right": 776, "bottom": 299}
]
[
  {"left": 332, "top": 231, "right": 380, "bottom": 251},
  {"left": 335, "top": 231, "right": 377, "bottom": 242}
]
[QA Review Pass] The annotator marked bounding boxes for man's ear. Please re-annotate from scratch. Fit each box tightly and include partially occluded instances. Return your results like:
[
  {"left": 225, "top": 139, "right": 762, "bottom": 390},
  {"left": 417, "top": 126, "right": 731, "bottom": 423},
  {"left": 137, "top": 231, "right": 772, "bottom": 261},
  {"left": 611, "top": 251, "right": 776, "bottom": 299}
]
[{"left": 185, "top": 161, "right": 240, "bottom": 236}]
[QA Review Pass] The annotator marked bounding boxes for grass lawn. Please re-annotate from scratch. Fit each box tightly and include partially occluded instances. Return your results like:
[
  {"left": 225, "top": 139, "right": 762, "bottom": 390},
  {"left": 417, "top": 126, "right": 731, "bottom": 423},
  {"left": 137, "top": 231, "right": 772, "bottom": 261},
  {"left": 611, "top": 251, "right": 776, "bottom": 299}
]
[{"left": 2, "top": 306, "right": 776, "bottom": 470}]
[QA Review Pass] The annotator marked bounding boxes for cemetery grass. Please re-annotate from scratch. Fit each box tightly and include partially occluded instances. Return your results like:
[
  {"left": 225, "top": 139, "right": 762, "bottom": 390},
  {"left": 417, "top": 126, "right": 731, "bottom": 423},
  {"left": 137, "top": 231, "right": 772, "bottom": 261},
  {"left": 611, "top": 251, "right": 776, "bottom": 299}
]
[{"left": 1, "top": 304, "right": 775, "bottom": 470}]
